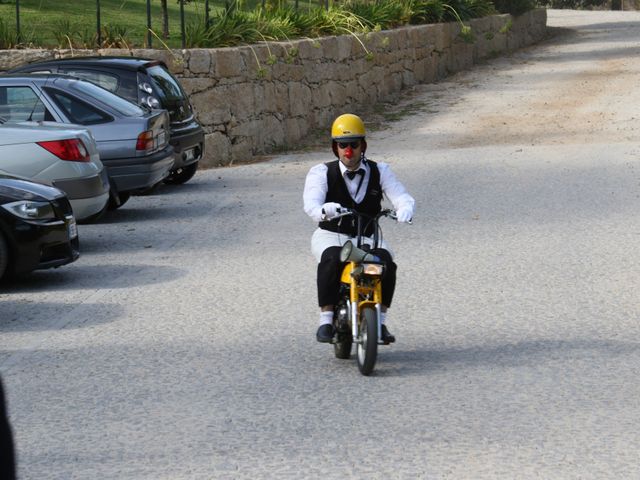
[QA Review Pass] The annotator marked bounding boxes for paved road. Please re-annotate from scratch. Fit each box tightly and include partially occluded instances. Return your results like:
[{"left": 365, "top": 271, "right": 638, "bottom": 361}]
[{"left": 2, "top": 10, "right": 640, "bottom": 479}]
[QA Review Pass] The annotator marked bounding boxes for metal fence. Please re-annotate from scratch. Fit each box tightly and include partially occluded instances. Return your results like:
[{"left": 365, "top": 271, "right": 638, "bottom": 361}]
[{"left": 10, "top": 0, "right": 211, "bottom": 49}]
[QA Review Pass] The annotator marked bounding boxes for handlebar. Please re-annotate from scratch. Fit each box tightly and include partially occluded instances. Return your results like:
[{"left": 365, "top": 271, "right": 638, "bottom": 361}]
[{"left": 333, "top": 208, "right": 412, "bottom": 225}]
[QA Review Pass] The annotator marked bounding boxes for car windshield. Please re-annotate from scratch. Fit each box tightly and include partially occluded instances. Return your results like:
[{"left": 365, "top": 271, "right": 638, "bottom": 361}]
[
  {"left": 146, "top": 65, "right": 185, "bottom": 103},
  {"left": 67, "top": 79, "right": 145, "bottom": 117}
]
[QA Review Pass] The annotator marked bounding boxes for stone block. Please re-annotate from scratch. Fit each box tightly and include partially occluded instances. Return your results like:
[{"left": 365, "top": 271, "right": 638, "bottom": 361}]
[
  {"left": 189, "top": 87, "right": 232, "bottom": 126},
  {"left": 322, "top": 37, "right": 339, "bottom": 59},
  {"left": 312, "top": 83, "right": 333, "bottom": 109},
  {"left": 257, "top": 114, "right": 285, "bottom": 150},
  {"left": 230, "top": 138, "right": 254, "bottom": 164},
  {"left": 326, "top": 80, "right": 347, "bottom": 106},
  {"left": 215, "top": 48, "right": 246, "bottom": 78},
  {"left": 229, "top": 82, "right": 256, "bottom": 121},
  {"left": 179, "top": 77, "right": 217, "bottom": 96},
  {"left": 434, "top": 22, "right": 451, "bottom": 52},
  {"left": 272, "top": 63, "right": 306, "bottom": 82},
  {"left": 284, "top": 117, "right": 308, "bottom": 145},
  {"left": 202, "top": 131, "right": 231, "bottom": 167},
  {"left": 289, "top": 82, "right": 312, "bottom": 116},
  {"left": 336, "top": 36, "right": 353, "bottom": 62},
  {"left": 297, "top": 39, "right": 323, "bottom": 60},
  {"left": 188, "top": 49, "right": 212, "bottom": 74}
]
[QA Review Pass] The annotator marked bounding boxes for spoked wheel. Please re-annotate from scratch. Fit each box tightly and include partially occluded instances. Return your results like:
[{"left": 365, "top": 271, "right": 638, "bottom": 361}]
[
  {"left": 357, "top": 307, "right": 378, "bottom": 375},
  {"left": 333, "top": 333, "right": 352, "bottom": 359}
]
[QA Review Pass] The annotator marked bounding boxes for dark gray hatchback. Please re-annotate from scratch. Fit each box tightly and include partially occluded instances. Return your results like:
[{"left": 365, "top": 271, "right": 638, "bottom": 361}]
[{"left": 10, "top": 57, "right": 205, "bottom": 185}]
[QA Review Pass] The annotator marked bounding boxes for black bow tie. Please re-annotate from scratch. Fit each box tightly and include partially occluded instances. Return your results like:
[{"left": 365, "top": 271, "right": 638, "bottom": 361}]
[{"left": 345, "top": 168, "right": 364, "bottom": 180}]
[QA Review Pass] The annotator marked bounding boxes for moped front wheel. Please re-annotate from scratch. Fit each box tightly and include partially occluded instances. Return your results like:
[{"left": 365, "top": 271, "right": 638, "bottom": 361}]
[{"left": 357, "top": 307, "right": 378, "bottom": 375}]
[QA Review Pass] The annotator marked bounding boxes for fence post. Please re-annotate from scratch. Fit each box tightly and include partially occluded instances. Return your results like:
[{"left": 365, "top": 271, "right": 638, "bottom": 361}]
[
  {"left": 15, "top": 0, "right": 20, "bottom": 44},
  {"left": 96, "top": 0, "right": 102, "bottom": 47},
  {"left": 180, "top": 0, "right": 186, "bottom": 49},
  {"left": 146, "top": 0, "right": 152, "bottom": 47}
]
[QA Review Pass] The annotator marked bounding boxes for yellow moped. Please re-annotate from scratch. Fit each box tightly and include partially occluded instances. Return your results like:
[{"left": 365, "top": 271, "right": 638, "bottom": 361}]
[{"left": 332, "top": 209, "right": 399, "bottom": 375}]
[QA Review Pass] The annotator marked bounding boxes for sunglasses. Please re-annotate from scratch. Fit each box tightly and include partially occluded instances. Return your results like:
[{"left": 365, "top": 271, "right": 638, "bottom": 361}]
[{"left": 337, "top": 141, "right": 361, "bottom": 149}]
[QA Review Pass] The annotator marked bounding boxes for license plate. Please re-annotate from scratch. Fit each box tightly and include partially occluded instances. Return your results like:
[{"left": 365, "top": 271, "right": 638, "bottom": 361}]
[
  {"left": 157, "top": 131, "right": 167, "bottom": 147},
  {"left": 66, "top": 215, "right": 78, "bottom": 239},
  {"left": 184, "top": 147, "right": 195, "bottom": 161}
]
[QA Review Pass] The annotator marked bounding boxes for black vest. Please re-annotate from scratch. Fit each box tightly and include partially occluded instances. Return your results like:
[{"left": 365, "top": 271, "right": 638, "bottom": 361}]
[{"left": 319, "top": 160, "right": 383, "bottom": 237}]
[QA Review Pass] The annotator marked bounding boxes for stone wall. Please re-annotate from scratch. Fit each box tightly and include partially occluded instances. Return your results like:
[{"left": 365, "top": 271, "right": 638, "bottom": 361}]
[{"left": 0, "top": 9, "right": 547, "bottom": 167}]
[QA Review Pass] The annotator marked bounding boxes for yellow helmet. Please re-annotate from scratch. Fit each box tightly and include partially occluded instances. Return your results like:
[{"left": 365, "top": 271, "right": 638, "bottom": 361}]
[{"left": 331, "top": 113, "right": 366, "bottom": 141}]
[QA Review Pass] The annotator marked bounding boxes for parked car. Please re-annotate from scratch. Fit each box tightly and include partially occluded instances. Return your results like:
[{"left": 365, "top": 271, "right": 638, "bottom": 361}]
[
  {"left": 10, "top": 57, "right": 205, "bottom": 185},
  {"left": 0, "top": 174, "right": 79, "bottom": 281},
  {"left": 0, "top": 121, "right": 109, "bottom": 222},
  {"left": 0, "top": 74, "right": 174, "bottom": 209}
]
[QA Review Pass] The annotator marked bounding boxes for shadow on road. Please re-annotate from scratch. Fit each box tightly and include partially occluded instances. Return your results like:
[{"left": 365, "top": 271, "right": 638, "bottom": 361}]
[
  {"left": 0, "top": 301, "right": 125, "bottom": 332},
  {"left": 1, "top": 264, "right": 185, "bottom": 293},
  {"left": 376, "top": 338, "right": 640, "bottom": 377}
]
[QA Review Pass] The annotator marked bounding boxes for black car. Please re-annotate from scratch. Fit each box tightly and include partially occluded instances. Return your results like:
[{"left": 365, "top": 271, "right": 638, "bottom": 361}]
[
  {"left": 0, "top": 174, "right": 79, "bottom": 280},
  {"left": 10, "top": 57, "right": 205, "bottom": 185}
]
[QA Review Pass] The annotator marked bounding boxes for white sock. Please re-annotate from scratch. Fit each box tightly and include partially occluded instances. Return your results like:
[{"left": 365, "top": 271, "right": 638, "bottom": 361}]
[
  {"left": 319, "top": 311, "right": 333, "bottom": 326},
  {"left": 381, "top": 311, "right": 387, "bottom": 325}
]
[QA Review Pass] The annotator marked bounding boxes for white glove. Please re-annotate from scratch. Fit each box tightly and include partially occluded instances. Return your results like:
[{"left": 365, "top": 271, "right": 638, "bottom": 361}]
[
  {"left": 321, "top": 202, "right": 343, "bottom": 220},
  {"left": 396, "top": 208, "right": 412, "bottom": 223}
]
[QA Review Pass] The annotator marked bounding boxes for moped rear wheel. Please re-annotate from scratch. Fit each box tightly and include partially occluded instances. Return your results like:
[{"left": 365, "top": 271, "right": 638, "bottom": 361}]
[
  {"left": 357, "top": 307, "right": 378, "bottom": 375},
  {"left": 334, "top": 335, "right": 352, "bottom": 359}
]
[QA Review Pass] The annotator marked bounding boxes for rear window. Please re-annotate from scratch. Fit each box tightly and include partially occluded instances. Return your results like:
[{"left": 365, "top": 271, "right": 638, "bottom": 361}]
[
  {"left": 66, "top": 79, "right": 144, "bottom": 117},
  {"left": 44, "top": 87, "right": 111, "bottom": 125},
  {"left": 60, "top": 69, "right": 119, "bottom": 92},
  {"left": 146, "top": 65, "right": 186, "bottom": 103},
  {"left": 59, "top": 68, "right": 139, "bottom": 103}
]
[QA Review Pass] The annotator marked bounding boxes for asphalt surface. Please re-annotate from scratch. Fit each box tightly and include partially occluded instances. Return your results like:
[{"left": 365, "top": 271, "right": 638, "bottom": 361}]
[{"left": 2, "top": 9, "right": 640, "bottom": 479}]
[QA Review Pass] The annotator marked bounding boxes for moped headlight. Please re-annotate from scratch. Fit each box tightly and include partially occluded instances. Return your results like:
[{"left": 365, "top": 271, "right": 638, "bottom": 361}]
[
  {"left": 2, "top": 201, "right": 56, "bottom": 220},
  {"left": 362, "top": 263, "right": 384, "bottom": 276}
]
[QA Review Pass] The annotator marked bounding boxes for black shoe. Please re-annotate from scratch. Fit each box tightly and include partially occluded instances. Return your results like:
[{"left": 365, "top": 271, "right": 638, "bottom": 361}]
[
  {"left": 316, "top": 324, "right": 335, "bottom": 343},
  {"left": 381, "top": 324, "right": 396, "bottom": 344}
]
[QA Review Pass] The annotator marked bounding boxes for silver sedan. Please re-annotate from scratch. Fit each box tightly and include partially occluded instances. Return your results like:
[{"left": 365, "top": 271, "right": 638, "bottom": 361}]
[
  {"left": 0, "top": 121, "right": 109, "bottom": 222},
  {"left": 0, "top": 74, "right": 174, "bottom": 210}
]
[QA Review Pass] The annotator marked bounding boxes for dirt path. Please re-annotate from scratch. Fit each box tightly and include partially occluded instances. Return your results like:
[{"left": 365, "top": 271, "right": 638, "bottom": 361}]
[{"left": 370, "top": 10, "right": 640, "bottom": 151}]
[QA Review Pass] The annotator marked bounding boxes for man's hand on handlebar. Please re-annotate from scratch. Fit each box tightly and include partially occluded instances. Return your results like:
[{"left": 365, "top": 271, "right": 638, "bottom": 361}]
[
  {"left": 321, "top": 202, "right": 346, "bottom": 220},
  {"left": 395, "top": 208, "right": 413, "bottom": 224}
]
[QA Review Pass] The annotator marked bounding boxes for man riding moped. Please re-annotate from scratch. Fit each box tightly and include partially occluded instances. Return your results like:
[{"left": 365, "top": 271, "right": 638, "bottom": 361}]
[{"left": 303, "top": 113, "right": 415, "bottom": 344}]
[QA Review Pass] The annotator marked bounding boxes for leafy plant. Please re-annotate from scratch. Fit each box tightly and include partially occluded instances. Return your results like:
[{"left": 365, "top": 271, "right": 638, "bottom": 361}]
[
  {"left": 101, "top": 23, "right": 133, "bottom": 48},
  {"left": 52, "top": 19, "right": 79, "bottom": 48},
  {"left": 0, "top": 17, "right": 18, "bottom": 49}
]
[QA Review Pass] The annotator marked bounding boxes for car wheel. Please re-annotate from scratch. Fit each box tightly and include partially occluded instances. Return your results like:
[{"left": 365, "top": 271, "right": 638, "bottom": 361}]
[
  {"left": 0, "top": 233, "right": 8, "bottom": 281},
  {"left": 107, "top": 192, "right": 131, "bottom": 211},
  {"left": 164, "top": 162, "right": 198, "bottom": 185}
]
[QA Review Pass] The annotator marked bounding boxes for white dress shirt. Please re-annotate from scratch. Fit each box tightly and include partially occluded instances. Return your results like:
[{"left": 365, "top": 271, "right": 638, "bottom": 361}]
[
  {"left": 303, "top": 157, "right": 415, "bottom": 222},
  {"left": 303, "top": 157, "right": 415, "bottom": 261}
]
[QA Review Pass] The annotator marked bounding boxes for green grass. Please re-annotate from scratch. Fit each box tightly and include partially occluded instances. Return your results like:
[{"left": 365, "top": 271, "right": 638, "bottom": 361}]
[{"left": 0, "top": 0, "right": 232, "bottom": 48}]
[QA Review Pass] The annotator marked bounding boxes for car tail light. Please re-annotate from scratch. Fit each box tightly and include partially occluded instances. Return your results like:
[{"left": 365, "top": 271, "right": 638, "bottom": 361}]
[
  {"left": 136, "top": 130, "right": 154, "bottom": 152},
  {"left": 37, "top": 139, "right": 90, "bottom": 162}
]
